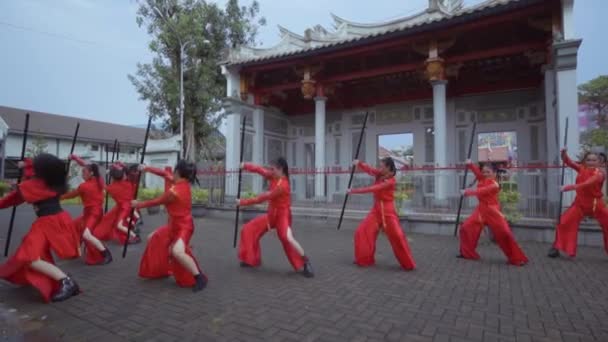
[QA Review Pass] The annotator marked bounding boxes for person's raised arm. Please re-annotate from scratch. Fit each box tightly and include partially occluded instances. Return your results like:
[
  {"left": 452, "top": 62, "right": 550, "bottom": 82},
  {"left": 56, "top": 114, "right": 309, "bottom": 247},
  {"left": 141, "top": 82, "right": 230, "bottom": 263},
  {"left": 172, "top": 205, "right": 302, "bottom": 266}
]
[
  {"left": 466, "top": 159, "right": 484, "bottom": 181},
  {"left": 238, "top": 186, "right": 284, "bottom": 206},
  {"left": 355, "top": 160, "right": 381, "bottom": 177},
  {"left": 0, "top": 190, "right": 24, "bottom": 209},
  {"left": 348, "top": 179, "right": 392, "bottom": 194},
  {"left": 561, "top": 148, "right": 581, "bottom": 172},
  {"left": 242, "top": 162, "right": 273, "bottom": 179}
]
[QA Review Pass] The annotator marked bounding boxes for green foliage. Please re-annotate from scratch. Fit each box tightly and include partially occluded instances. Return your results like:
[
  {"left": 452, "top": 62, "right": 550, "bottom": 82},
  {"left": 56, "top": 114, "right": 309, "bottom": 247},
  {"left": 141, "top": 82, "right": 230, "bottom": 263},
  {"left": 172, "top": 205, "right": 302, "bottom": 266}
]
[
  {"left": 581, "top": 128, "right": 608, "bottom": 151},
  {"left": 241, "top": 191, "right": 256, "bottom": 199},
  {"left": 26, "top": 136, "right": 48, "bottom": 157},
  {"left": 0, "top": 181, "right": 11, "bottom": 196},
  {"left": 191, "top": 188, "right": 209, "bottom": 204},
  {"left": 61, "top": 196, "right": 82, "bottom": 205},
  {"left": 129, "top": 0, "right": 265, "bottom": 160},
  {"left": 138, "top": 188, "right": 163, "bottom": 201},
  {"left": 498, "top": 186, "right": 521, "bottom": 223},
  {"left": 579, "top": 75, "right": 608, "bottom": 129}
]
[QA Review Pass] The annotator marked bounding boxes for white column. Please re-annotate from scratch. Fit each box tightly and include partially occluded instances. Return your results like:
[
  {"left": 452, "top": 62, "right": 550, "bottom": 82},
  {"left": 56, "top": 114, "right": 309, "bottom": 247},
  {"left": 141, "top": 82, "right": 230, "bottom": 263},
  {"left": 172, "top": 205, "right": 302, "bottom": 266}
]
[
  {"left": 252, "top": 107, "right": 264, "bottom": 193},
  {"left": 314, "top": 96, "right": 327, "bottom": 200},
  {"left": 561, "top": 0, "right": 575, "bottom": 40},
  {"left": 432, "top": 80, "right": 448, "bottom": 202},
  {"left": 553, "top": 39, "right": 582, "bottom": 206},
  {"left": 544, "top": 67, "right": 558, "bottom": 166},
  {"left": 221, "top": 65, "right": 241, "bottom": 196}
]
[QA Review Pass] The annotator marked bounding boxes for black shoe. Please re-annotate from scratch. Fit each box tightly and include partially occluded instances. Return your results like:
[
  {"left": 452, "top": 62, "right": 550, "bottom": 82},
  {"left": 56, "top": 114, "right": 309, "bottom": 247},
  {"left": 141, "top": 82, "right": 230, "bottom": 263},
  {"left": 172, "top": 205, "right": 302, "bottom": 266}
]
[
  {"left": 456, "top": 254, "right": 464, "bottom": 258},
  {"left": 548, "top": 248, "right": 560, "bottom": 258},
  {"left": 240, "top": 262, "right": 252, "bottom": 268},
  {"left": 133, "top": 227, "right": 141, "bottom": 235},
  {"left": 51, "top": 276, "right": 80, "bottom": 302},
  {"left": 301, "top": 257, "right": 314, "bottom": 278},
  {"left": 192, "top": 274, "right": 207, "bottom": 292},
  {"left": 101, "top": 248, "right": 113, "bottom": 265}
]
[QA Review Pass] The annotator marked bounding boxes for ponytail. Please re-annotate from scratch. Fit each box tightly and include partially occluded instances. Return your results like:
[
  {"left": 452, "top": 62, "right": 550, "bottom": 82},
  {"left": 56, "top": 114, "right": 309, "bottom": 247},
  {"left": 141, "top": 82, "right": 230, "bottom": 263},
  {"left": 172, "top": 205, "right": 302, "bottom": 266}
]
[{"left": 270, "top": 157, "right": 289, "bottom": 179}]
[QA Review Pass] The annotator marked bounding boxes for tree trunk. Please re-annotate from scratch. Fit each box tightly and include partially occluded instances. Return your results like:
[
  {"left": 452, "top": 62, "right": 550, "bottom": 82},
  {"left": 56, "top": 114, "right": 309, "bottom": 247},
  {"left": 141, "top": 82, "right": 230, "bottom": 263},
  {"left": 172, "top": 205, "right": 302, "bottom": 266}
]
[{"left": 184, "top": 116, "right": 197, "bottom": 161}]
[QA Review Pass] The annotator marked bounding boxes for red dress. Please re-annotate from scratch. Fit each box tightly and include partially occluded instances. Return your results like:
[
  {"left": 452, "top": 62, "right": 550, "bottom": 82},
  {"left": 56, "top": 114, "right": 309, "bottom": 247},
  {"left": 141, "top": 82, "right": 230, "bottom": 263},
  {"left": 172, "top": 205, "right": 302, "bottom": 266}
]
[
  {"left": 553, "top": 154, "right": 608, "bottom": 257},
  {"left": 137, "top": 180, "right": 204, "bottom": 287},
  {"left": 350, "top": 162, "right": 416, "bottom": 270},
  {"left": 62, "top": 176, "right": 105, "bottom": 265},
  {"left": 238, "top": 163, "right": 305, "bottom": 271},
  {"left": 0, "top": 178, "right": 80, "bottom": 302},
  {"left": 94, "top": 179, "right": 134, "bottom": 243},
  {"left": 459, "top": 164, "right": 528, "bottom": 265}
]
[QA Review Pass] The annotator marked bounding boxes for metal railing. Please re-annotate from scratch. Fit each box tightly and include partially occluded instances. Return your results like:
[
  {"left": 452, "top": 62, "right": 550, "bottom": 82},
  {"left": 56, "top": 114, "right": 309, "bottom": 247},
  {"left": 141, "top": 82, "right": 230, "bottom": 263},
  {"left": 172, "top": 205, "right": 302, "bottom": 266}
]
[{"left": 185, "top": 165, "right": 602, "bottom": 220}]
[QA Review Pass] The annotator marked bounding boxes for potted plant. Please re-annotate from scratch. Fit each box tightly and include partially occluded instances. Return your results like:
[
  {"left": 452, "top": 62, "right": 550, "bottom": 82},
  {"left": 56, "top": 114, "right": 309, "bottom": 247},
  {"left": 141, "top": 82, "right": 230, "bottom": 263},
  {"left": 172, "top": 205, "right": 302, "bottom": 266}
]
[
  {"left": 191, "top": 188, "right": 209, "bottom": 217},
  {"left": 138, "top": 188, "right": 162, "bottom": 215},
  {"left": 0, "top": 181, "right": 11, "bottom": 197},
  {"left": 499, "top": 182, "right": 521, "bottom": 224}
]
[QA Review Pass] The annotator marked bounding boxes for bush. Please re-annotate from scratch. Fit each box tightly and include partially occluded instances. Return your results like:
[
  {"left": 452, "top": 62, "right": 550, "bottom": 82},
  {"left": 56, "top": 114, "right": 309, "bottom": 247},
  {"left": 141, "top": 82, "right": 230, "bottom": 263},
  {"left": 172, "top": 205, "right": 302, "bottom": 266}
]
[
  {"left": 192, "top": 188, "right": 209, "bottom": 204},
  {"left": 499, "top": 188, "right": 521, "bottom": 223},
  {"left": 0, "top": 181, "right": 10, "bottom": 197},
  {"left": 138, "top": 188, "right": 163, "bottom": 201}
]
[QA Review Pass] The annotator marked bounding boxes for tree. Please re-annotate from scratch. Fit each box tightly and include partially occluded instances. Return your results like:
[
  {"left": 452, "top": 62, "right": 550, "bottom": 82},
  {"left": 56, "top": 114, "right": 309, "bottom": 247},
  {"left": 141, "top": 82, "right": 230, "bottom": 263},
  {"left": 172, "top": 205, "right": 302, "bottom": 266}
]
[
  {"left": 26, "top": 135, "right": 48, "bottom": 157},
  {"left": 578, "top": 75, "right": 608, "bottom": 129},
  {"left": 129, "top": 0, "right": 265, "bottom": 161}
]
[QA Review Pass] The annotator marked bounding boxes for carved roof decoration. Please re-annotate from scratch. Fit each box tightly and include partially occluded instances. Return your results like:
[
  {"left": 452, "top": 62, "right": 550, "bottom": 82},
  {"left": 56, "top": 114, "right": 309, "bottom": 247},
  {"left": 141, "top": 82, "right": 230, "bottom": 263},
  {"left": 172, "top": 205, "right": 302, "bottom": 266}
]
[{"left": 221, "top": 0, "right": 536, "bottom": 67}]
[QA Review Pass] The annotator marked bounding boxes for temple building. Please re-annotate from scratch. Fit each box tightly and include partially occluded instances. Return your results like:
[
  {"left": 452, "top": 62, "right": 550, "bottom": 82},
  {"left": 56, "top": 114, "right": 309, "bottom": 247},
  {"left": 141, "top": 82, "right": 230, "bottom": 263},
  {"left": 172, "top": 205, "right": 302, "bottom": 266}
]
[{"left": 220, "top": 0, "right": 581, "bottom": 204}]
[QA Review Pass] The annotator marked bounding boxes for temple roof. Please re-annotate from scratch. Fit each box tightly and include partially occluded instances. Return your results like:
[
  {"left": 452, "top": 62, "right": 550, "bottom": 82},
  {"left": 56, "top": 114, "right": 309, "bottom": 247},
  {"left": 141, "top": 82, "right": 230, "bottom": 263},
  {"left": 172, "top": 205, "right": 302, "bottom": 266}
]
[{"left": 221, "top": 0, "right": 538, "bottom": 67}]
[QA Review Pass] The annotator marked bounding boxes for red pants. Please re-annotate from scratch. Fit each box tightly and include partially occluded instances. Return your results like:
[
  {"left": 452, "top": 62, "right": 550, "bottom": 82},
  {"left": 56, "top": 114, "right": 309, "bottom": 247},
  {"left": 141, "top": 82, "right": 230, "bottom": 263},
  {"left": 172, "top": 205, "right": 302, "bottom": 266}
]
[
  {"left": 139, "top": 216, "right": 203, "bottom": 287},
  {"left": 238, "top": 212, "right": 305, "bottom": 271},
  {"left": 0, "top": 211, "right": 80, "bottom": 302},
  {"left": 554, "top": 199, "right": 608, "bottom": 257},
  {"left": 459, "top": 205, "right": 528, "bottom": 265},
  {"left": 74, "top": 206, "right": 105, "bottom": 265},
  {"left": 354, "top": 204, "right": 416, "bottom": 270}
]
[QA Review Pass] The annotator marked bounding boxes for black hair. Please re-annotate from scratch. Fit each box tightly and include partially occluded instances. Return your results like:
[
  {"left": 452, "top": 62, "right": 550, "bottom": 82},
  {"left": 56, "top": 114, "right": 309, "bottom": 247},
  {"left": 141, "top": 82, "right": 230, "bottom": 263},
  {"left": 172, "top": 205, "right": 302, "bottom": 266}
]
[
  {"left": 380, "top": 157, "right": 396, "bottom": 176},
  {"left": 270, "top": 157, "right": 289, "bottom": 179},
  {"left": 128, "top": 164, "right": 139, "bottom": 174},
  {"left": 33, "top": 153, "right": 68, "bottom": 194},
  {"left": 599, "top": 152, "right": 607, "bottom": 163},
  {"left": 579, "top": 151, "right": 598, "bottom": 163},
  {"left": 87, "top": 163, "right": 100, "bottom": 179},
  {"left": 110, "top": 167, "right": 125, "bottom": 181},
  {"left": 175, "top": 159, "right": 197, "bottom": 184}
]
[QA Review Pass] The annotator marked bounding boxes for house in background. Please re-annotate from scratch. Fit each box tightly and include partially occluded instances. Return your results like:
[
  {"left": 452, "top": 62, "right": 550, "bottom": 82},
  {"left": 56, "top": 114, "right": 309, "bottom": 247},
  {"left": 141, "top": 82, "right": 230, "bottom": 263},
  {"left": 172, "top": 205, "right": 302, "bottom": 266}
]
[{"left": 0, "top": 106, "right": 179, "bottom": 188}]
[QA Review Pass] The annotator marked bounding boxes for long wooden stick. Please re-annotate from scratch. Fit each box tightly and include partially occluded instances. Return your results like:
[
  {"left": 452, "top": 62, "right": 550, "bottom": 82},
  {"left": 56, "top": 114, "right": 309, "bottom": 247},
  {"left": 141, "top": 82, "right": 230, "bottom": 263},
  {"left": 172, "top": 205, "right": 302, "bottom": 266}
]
[
  {"left": 337, "top": 111, "right": 369, "bottom": 230},
  {"left": 453, "top": 121, "right": 477, "bottom": 237},
  {"left": 556, "top": 117, "right": 569, "bottom": 226},
  {"left": 4, "top": 113, "right": 30, "bottom": 257},
  {"left": 232, "top": 116, "right": 247, "bottom": 248},
  {"left": 122, "top": 116, "right": 153, "bottom": 258},
  {"left": 65, "top": 123, "right": 80, "bottom": 174},
  {"left": 105, "top": 139, "right": 118, "bottom": 213}
]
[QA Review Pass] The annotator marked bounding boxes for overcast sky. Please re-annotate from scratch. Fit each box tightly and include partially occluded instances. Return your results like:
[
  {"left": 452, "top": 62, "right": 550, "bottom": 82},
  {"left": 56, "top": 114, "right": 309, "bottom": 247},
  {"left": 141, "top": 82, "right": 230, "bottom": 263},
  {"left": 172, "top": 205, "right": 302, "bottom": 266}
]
[{"left": 1, "top": 0, "right": 606, "bottom": 127}]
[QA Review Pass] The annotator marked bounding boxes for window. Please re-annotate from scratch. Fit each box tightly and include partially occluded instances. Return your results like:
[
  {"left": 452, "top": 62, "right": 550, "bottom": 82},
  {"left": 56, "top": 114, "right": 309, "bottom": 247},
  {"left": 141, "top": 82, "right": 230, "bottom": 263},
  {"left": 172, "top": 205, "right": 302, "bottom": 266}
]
[
  {"left": 477, "top": 131, "right": 517, "bottom": 167},
  {"left": 352, "top": 132, "right": 366, "bottom": 161},
  {"left": 91, "top": 144, "right": 99, "bottom": 152},
  {"left": 530, "top": 126, "right": 539, "bottom": 161},
  {"left": 334, "top": 138, "right": 340, "bottom": 165},
  {"left": 291, "top": 142, "right": 297, "bottom": 166},
  {"left": 425, "top": 127, "right": 434, "bottom": 163},
  {"left": 377, "top": 133, "right": 413, "bottom": 169}
]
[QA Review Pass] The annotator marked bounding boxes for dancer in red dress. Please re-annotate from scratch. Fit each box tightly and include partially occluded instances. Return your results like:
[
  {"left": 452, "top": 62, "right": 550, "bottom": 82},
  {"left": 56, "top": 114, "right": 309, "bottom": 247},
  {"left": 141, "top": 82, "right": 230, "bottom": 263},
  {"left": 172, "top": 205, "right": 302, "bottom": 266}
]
[
  {"left": 458, "top": 160, "right": 528, "bottom": 265},
  {"left": 348, "top": 157, "right": 416, "bottom": 270},
  {"left": 127, "top": 164, "right": 143, "bottom": 229},
  {"left": 133, "top": 160, "right": 207, "bottom": 292},
  {"left": 549, "top": 149, "right": 608, "bottom": 258},
  {"left": 236, "top": 157, "right": 314, "bottom": 277},
  {"left": 0, "top": 154, "right": 81, "bottom": 302},
  {"left": 61, "top": 155, "right": 112, "bottom": 265},
  {"left": 95, "top": 163, "right": 140, "bottom": 244}
]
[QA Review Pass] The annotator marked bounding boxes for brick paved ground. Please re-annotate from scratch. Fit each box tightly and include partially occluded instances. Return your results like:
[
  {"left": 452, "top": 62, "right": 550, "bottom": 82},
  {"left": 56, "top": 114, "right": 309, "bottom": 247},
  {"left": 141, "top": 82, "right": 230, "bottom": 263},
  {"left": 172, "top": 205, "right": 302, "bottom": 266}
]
[{"left": 1, "top": 206, "right": 608, "bottom": 341}]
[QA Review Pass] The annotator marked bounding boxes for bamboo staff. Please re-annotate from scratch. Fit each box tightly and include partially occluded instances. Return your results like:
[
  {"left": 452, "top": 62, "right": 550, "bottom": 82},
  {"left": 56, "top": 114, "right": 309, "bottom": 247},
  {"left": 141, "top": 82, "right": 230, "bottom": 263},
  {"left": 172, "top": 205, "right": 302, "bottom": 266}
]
[
  {"left": 232, "top": 116, "right": 247, "bottom": 248},
  {"left": 453, "top": 122, "right": 477, "bottom": 237}
]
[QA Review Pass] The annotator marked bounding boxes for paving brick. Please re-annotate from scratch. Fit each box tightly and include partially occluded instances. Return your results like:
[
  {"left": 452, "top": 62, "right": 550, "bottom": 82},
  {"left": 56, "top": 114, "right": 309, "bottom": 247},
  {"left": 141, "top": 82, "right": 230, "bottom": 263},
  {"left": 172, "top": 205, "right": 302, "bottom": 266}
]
[{"left": 0, "top": 208, "right": 608, "bottom": 341}]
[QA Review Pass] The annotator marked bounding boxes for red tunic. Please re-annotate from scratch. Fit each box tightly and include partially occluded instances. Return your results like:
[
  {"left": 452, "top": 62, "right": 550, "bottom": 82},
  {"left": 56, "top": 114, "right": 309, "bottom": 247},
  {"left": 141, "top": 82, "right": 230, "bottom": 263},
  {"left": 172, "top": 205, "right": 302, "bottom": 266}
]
[
  {"left": 562, "top": 154, "right": 605, "bottom": 211},
  {"left": 349, "top": 162, "right": 416, "bottom": 270},
  {"left": 137, "top": 180, "right": 202, "bottom": 287},
  {"left": 94, "top": 179, "right": 134, "bottom": 243},
  {"left": 240, "top": 163, "right": 291, "bottom": 226},
  {"left": 0, "top": 178, "right": 80, "bottom": 302}
]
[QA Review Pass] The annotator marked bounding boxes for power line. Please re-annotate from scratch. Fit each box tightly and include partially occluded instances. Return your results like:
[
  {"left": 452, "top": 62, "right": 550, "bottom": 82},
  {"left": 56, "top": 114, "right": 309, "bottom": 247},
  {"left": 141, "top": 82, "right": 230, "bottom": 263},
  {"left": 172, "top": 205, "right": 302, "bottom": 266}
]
[{"left": 0, "top": 20, "right": 98, "bottom": 45}]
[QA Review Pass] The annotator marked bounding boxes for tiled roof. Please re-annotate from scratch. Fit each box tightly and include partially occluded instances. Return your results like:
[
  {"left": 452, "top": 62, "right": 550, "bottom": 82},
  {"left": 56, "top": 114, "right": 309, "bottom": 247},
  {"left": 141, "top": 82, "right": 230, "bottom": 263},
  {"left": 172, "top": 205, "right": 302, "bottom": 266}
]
[{"left": 223, "top": 0, "right": 538, "bottom": 67}]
